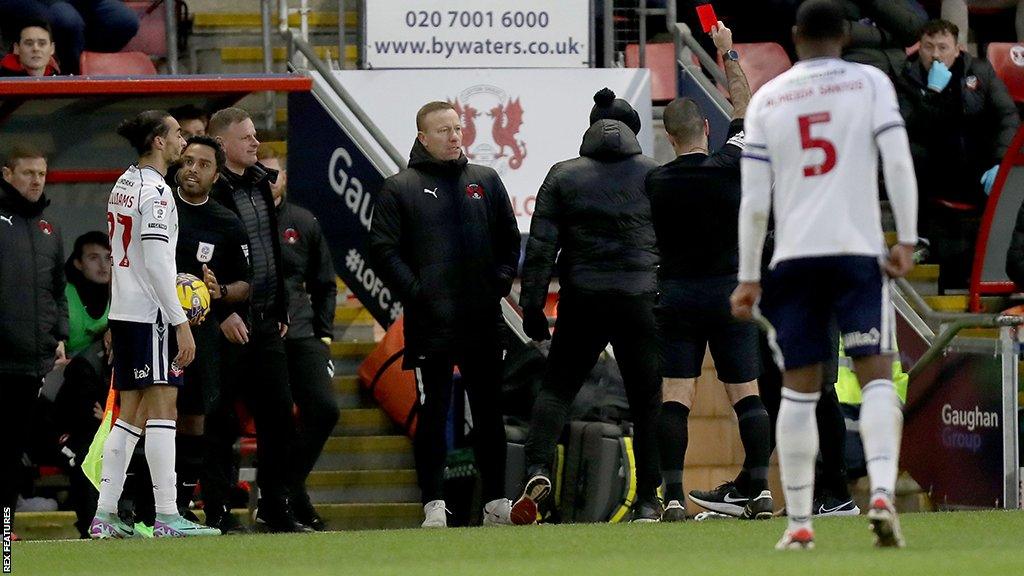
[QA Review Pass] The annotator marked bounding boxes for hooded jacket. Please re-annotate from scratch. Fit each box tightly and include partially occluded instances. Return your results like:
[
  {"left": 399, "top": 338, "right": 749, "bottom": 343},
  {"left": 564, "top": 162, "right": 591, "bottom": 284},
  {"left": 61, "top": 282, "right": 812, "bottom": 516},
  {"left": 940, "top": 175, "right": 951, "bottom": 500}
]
[
  {"left": 369, "top": 140, "right": 521, "bottom": 364},
  {"left": 210, "top": 162, "right": 289, "bottom": 326},
  {"left": 519, "top": 119, "right": 659, "bottom": 310},
  {"left": 0, "top": 53, "right": 59, "bottom": 77},
  {"left": 276, "top": 199, "right": 337, "bottom": 341},
  {"left": 0, "top": 179, "right": 68, "bottom": 377}
]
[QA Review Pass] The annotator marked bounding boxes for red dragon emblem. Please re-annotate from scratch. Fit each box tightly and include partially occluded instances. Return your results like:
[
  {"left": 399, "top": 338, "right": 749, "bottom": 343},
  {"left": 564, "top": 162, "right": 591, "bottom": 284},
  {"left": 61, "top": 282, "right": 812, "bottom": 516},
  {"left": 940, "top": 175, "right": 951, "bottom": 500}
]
[
  {"left": 450, "top": 99, "right": 480, "bottom": 158},
  {"left": 489, "top": 98, "right": 527, "bottom": 169}
]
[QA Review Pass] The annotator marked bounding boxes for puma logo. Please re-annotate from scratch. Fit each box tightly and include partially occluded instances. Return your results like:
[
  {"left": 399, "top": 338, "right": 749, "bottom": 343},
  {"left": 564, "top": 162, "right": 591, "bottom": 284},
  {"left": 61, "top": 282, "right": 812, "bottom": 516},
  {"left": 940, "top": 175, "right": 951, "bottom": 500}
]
[
  {"left": 423, "top": 188, "right": 438, "bottom": 199},
  {"left": 0, "top": 215, "right": 11, "bottom": 226}
]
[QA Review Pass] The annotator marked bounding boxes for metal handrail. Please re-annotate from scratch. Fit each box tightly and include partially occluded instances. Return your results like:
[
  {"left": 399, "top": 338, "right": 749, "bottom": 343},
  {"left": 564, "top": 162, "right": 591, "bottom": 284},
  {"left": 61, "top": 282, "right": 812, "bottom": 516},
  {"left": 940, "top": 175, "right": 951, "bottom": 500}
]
[
  {"left": 893, "top": 277, "right": 1024, "bottom": 379},
  {"left": 673, "top": 22, "right": 727, "bottom": 87},
  {"left": 286, "top": 31, "right": 406, "bottom": 169}
]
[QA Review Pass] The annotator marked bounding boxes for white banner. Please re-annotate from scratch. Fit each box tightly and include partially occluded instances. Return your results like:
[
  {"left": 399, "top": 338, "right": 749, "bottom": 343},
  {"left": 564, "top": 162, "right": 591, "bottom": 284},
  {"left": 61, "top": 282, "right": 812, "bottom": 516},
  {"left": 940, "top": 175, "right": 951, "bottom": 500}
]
[
  {"left": 363, "top": 0, "right": 591, "bottom": 69},
  {"left": 333, "top": 68, "right": 653, "bottom": 232}
]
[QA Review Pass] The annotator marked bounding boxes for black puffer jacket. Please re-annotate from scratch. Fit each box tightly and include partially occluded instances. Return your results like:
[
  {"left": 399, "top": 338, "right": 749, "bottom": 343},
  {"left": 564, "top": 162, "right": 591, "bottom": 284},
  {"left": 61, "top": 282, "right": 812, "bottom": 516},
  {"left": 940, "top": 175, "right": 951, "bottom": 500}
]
[
  {"left": 210, "top": 163, "right": 289, "bottom": 325},
  {"left": 0, "top": 179, "right": 68, "bottom": 377},
  {"left": 277, "top": 199, "right": 337, "bottom": 341},
  {"left": 520, "top": 119, "right": 659, "bottom": 310},
  {"left": 370, "top": 140, "right": 520, "bottom": 365}
]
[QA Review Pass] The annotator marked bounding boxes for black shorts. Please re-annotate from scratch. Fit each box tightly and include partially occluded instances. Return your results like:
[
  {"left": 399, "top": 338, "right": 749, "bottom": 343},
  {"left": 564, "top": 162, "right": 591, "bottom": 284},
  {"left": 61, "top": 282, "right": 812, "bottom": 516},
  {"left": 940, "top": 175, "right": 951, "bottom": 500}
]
[
  {"left": 179, "top": 317, "right": 220, "bottom": 415},
  {"left": 656, "top": 276, "right": 761, "bottom": 383},
  {"left": 110, "top": 312, "right": 183, "bottom": 390},
  {"left": 760, "top": 255, "right": 894, "bottom": 371}
]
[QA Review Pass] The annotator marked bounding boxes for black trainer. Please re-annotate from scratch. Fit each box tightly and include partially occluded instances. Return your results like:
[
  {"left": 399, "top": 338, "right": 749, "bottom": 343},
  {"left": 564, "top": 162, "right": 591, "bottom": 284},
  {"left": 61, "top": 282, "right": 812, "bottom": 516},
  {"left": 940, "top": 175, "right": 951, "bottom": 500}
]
[
  {"left": 661, "top": 500, "right": 687, "bottom": 522},
  {"left": 813, "top": 494, "right": 861, "bottom": 517},
  {"left": 511, "top": 468, "right": 552, "bottom": 525},
  {"left": 204, "top": 505, "right": 249, "bottom": 535},
  {"left": 688, "top": 482, "right": 748, "bottom": 517},
  {"left": 254, "top": 499, "right": 315, "bottom": 533},
  {"left": 630, "top": 496, "right": 663, "bottom": 523},
  {"left": 291, "top": 494, "right": 327, "bottom": 532},
  {"left": 740, "top": 490, "right": 774, "bottom": 520}
]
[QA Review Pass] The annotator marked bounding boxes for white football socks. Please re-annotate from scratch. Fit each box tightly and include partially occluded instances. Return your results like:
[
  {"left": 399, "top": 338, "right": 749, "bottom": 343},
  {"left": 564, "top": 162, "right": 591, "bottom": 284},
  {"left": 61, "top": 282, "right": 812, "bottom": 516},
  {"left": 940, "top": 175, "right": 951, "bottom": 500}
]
[
  {"left": 859, "top": 379, "right": 903, "bottom": 500},
  {"left": 145, "top": 419, "right": 178, "bottom": 516},
  {"left": 777, "top": 389, "right": 821, "bottom": 531},
  {"left": 96, "top": 419, "right": 143, "bottom": 515}
]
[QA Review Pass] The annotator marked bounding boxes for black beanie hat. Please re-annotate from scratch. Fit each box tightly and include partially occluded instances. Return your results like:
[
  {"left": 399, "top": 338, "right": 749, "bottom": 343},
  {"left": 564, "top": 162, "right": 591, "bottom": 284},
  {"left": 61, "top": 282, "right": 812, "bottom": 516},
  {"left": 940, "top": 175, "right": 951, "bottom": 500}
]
[{"left": 589, "top": 87, "right": 642, "bottom": 135}]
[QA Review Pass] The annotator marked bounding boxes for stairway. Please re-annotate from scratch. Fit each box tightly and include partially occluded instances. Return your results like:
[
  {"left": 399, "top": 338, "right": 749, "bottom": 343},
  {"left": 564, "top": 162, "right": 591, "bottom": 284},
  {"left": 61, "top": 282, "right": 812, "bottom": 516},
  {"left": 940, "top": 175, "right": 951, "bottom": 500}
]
[{"left": 303, "top": 282, "right": 421, "bottom": 530}]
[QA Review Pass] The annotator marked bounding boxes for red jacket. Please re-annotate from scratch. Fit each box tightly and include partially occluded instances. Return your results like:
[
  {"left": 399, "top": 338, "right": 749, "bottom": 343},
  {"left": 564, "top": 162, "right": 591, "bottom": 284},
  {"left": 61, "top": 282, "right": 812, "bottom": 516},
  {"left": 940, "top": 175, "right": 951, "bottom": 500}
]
[{"left": 0, "top": 53, "right": 60, "bottom": 77}]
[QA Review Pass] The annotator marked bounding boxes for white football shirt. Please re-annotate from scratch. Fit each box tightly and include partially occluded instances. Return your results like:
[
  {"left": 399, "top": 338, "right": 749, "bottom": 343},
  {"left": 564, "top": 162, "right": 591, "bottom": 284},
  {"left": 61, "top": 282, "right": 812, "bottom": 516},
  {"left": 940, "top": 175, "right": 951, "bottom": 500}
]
[
  {"left": 738, "top": 57, "right": 917, "bottom": 280},
  {"left": 107, "top": 164, "right": 188, "bottom": 326}
]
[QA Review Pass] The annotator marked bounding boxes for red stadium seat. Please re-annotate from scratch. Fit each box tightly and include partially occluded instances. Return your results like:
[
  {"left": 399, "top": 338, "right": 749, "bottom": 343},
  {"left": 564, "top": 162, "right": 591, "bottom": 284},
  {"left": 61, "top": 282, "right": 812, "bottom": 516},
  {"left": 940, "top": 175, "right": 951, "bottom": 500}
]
[
  {"left": 720, "top": 43, "right": 792, "bottom": 94},
  {"left": 625, "top": 42, "right": 679, "bottom": 102},
  {"left": 122, "top": 0, "right": 167, "bottom": 58},
  {"left": 987, "top": 43, "right": 1024, "bottom": 103},
  {"left": 80, "top": 51, "right": 157, "bottom": 75}
]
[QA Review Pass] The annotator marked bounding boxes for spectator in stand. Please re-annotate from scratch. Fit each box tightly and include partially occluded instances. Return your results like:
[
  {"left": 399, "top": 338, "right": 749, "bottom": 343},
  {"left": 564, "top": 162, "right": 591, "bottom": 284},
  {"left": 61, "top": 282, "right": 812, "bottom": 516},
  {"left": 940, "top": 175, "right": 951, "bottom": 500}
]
[
  {"left": 0, "top": 0, "right": 139, "bottom": 75},
  {"left": 840, "top": 0, "right": 929, "bottom": 77},
  {"left": 940, "top": 0, "right": 1024, "bottom": 44},
  {"left": 897, "top": 19, "right": 1020, "bottom": 289},
  {"left": 0, "top": 145, "right": 69, "bottom": 536},
  {"left": 54, "top": 230, "right": 112, "bottom": 538},
  {"left": 369, "top": 101, "right": 521, "bottom": 529},
  {"left": 171, "top": 105, "right": 209, "bottom": 141},
  {"left": 0, "top": 19, "right": 60, "bottom": 77},
  {"left": 259, "top": 144, "right": 340, "bottom": 532},
  {"left": 511, "top": 89, "right": 663, "bottom": 524}
]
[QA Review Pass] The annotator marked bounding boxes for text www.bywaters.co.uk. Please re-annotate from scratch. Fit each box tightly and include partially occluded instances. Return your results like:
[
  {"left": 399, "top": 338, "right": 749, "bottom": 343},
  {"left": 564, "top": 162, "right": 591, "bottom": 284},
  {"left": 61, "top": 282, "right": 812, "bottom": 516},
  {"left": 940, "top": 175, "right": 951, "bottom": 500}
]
[{"left": 372, "top": 36, "right": 584, "bottom": 60}]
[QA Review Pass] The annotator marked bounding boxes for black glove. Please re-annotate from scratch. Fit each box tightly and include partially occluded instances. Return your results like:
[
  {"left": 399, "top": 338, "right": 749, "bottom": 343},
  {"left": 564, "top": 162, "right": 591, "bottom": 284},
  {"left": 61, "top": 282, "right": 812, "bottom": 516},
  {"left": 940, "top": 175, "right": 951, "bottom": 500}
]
[{"left": 522, "top": 306, "right": 551, "bottom": 342}]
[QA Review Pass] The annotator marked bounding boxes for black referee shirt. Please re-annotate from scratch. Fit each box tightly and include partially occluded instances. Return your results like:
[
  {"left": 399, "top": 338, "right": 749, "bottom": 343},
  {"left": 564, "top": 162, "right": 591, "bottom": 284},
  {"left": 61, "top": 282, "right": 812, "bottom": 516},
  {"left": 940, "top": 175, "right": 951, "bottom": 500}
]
[
  {"left": 646, "top": 118, "right": 746, "bottom": 279},
  {"left": 173, "top": 188, "right": 251, "bottom": 321}
]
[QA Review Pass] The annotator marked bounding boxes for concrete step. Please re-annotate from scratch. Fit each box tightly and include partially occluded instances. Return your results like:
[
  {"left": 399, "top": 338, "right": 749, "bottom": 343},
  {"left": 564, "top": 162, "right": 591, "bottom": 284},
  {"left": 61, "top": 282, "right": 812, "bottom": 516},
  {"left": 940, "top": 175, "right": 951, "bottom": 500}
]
[
  {"left": 330, "top": 340, "right": 376, "bottom": 358},
  {"left": 925, "top": 294, "right": 969, "bottom": 312},
  {"left": 193, "top": 11, "right": 358, "bottom": 30},
  {"left": 219, "top": 45, "right": 357, "bottom": 64},
  {"left": 315, "top": 435, "right": 414, "bottom": 471},
  {"left": 907, "top": 264, "right": 940, "bottom": 282},
  {"left": 335, "top": 408, "right": 398, "bottom": 436},
  {"left": 305, "top": 469, "right": 419, "bottom": 504},
  {"left": 333, "top": 375, "right": 372, "bottom": 409},
  {"left": 334, "top": 307, "right": 375, "bottom": 326}
]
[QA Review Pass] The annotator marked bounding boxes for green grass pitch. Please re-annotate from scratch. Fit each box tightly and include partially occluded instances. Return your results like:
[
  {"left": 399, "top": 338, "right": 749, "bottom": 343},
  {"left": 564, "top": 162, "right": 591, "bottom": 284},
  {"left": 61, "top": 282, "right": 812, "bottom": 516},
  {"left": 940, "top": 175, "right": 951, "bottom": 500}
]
[{"left": 11, "top": 510, "right": 1024, "bottom": 575}]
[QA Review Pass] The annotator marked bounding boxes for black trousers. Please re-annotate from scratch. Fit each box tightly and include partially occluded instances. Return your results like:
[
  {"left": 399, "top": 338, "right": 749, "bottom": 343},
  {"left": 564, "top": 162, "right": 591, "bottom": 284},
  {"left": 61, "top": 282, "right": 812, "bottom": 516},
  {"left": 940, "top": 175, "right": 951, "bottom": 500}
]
[
  {"left": 204, "top": 317, "right": 295, "bottom": 508},
  {"left": 1, "top": 373, "right": 42, "bottom": 526},
  {"left": 524, "top": 292, "right": 662, "bottom": 500},
  {"left": 285, "top": 337, "right": 339, "bottom": 498},
  {"left": 413, "top": 349, "right": 507, "bottom": 505}
]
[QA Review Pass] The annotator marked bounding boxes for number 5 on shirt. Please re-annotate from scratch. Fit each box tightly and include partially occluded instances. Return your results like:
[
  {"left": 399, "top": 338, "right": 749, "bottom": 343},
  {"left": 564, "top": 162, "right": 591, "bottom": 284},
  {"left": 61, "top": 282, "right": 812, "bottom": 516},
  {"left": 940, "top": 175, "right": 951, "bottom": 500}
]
[{"left": 798, "top": 112, "right": 836, "bottom": 177}]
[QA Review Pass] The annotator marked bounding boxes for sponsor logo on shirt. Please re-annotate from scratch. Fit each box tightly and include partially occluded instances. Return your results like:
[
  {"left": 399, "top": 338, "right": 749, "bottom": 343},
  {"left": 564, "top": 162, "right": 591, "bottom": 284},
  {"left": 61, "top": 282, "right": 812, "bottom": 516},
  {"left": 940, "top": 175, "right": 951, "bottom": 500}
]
[
  {"left": 153, "top": 203, "right": 168, "bottom": 221},
  {"left": 134, "top": 365, "right": 151, "bottom": 380},
  {"left": 843, "top": 328, "right": 880, "bottom": 349},
  {"left": 0, "top": 215, "right": 12, "bottom": 226}
]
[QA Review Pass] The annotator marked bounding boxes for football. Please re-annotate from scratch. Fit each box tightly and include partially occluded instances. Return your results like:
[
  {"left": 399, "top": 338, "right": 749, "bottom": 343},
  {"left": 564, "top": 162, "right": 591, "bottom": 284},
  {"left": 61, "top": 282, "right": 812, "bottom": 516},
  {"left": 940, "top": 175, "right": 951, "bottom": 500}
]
[{"left": 175, "top": 273, "right": 211, "bottom": 326}]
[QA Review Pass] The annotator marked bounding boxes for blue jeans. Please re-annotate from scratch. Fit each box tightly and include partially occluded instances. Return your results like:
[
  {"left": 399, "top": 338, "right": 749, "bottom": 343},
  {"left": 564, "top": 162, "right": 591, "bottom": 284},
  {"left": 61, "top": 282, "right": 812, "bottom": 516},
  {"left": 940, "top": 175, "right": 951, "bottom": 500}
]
[{"left": 0, "top": 0, "right": 139, "bottom": 74}]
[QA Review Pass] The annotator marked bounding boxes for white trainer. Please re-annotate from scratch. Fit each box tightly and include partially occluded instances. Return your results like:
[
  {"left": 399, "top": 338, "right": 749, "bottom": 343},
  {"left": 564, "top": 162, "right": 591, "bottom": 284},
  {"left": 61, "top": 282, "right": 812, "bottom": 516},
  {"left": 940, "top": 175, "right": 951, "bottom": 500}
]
[
  {"left": 422, "top": 500, "right": 448, "bottom": 528},
  {"left": 482, "top": 498, "right": 513, "bottom": 526}
]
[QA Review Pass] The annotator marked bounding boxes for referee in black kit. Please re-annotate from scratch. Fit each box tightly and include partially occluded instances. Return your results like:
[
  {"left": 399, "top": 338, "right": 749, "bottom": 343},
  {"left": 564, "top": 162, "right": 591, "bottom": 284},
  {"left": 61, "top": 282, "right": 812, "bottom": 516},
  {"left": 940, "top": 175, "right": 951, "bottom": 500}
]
[
  {"left": 169, "top": 136, "right": 251, "bottom": 531},
  {"left": 645, "top": 22, "right": 774, "bottom": 521}
]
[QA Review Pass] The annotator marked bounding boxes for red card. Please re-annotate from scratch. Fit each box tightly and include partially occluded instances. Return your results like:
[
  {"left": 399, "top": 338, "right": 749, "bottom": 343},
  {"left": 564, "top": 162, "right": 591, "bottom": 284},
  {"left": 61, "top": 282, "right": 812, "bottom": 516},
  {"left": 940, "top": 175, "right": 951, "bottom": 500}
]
[{"left": 696, "top": 4, "right": 718, "bottom": 33}]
